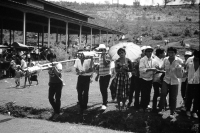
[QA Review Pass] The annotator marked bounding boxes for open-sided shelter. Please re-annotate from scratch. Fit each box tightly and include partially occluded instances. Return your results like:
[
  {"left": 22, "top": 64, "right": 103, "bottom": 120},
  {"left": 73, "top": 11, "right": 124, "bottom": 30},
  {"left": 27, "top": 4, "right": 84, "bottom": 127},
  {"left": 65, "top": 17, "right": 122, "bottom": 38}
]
[{"left": 0, "top": 0, "right": 123, "bottom": 48}]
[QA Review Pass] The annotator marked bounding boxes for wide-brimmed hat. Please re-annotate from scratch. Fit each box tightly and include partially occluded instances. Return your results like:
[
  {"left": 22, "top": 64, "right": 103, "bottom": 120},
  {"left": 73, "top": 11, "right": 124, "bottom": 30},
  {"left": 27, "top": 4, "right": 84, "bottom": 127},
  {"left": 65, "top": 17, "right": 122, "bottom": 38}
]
[
  {"left": 141, "top": 46, "right": 147, "bottom": 51},
  {"left": 145, "top": 46, "right": 153, "bottom": 52},
  {"left": 96, "top": 44, "right": 107, "bottom": 50}
]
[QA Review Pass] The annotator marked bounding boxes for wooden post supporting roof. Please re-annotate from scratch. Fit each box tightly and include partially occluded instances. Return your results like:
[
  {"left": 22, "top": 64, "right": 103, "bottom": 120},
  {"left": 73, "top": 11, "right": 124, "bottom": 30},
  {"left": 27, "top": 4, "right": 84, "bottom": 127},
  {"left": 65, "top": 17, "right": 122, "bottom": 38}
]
[
  {"left": 90, "top": 28, "right": 92, "bottom": 48},
  {"left": 0, "top": 19, "right": 2, "bottom": 45},
  {"left": 112, "top": 34, "right": 114, "bottom": 46},
  {"left": 9, "top": 29, "right": 11, "bottom": 46},
  {"left": 42, "top": 26, "right": 44, "bottom": 47},
  {"left": 48, "top": 18, "right": 50, "bottom": 48},
  {"left": 106, "top": 32, "right": 108, "bottom": 46},
  {"left": 23, "top": 12, "right": 26, "bottom": 45},
  {"left": 13, "top": 30, "right": 15, "bottom": 43},
  {"left": 79, "top": 25, "right": 82, "bottom": 45},
  {"left": 86, "top": 34, "right": 87, "bottom": 44},
  {"left": 99, "top": 30, "right": 101, "bottom": 44},
  {"left": 65, "top": 22, "right": 68, "bottom": 50},
  {"left": 56, "top": 28, "right": 58, "bottom": 43}
]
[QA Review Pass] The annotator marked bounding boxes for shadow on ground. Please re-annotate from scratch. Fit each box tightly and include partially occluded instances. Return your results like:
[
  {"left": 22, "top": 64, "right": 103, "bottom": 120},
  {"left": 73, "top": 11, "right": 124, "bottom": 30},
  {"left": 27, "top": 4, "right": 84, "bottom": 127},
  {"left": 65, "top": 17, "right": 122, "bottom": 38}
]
[{"left": 0, "top": 102, "right": 199, "bottom": 133}]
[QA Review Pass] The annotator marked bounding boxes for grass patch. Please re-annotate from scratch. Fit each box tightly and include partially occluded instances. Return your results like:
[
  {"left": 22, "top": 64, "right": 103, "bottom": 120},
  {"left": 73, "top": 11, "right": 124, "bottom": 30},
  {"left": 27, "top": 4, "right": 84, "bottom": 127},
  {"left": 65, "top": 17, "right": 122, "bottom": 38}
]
[{"left": 0, "top": 102, "right": 198, "bottom": 133}]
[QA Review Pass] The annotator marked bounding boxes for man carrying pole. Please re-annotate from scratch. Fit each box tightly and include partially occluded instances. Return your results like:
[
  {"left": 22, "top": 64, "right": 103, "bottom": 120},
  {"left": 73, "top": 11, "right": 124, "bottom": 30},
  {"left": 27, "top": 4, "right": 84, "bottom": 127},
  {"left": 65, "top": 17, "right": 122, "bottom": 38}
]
[{"left": 47, "top": 53, "right": 63, "bottom": 121}]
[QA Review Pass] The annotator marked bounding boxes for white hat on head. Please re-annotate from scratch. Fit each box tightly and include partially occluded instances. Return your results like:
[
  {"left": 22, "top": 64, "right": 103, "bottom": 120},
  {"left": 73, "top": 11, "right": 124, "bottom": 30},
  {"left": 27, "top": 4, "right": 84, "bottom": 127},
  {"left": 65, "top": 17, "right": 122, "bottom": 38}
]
[
  {"left": 145, "top": 46, "right": 153, "bottom": 51},
  {"left": 96, "top": 44, "right": 106, "bottom": 50},
  {"left": 185, "top": 51, "right": 192, "bottom": 56},
  {"left": 56, "top": 63, "right": 62, "bottom": 71},
  {"left": 156, "top": 45, "right": 160, "bottom": 48},
  {"left": 141, "top": 46, "right": 147, "bottom": 51}
]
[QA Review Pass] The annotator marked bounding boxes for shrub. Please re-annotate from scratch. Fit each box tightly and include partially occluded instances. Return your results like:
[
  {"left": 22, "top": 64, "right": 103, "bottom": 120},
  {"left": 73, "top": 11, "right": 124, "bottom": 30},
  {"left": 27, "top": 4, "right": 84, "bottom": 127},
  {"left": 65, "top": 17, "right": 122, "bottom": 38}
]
[
  {"left": 152, "top": 34, "right": 163, "bottom": 40},
  {"left": 194, "top": 29, "right": 199, "bottom": 35},
  {"left": 170, "top": 29, "right": 182, "bottom": 36},
  {"left": 51, "top": 43, "right": 69, "bottom": 61},
  {"left": 142, "top": 32, "right": 149, "bottom": 36},
  {"left": 184, "top": 28, "right": 192, "bottom": 37},
  {"left": 163, "top": 31, "right": 169, "bottom": 37},
  {"left": 168, "top": 12, "right": 172, "bottom": 15}
]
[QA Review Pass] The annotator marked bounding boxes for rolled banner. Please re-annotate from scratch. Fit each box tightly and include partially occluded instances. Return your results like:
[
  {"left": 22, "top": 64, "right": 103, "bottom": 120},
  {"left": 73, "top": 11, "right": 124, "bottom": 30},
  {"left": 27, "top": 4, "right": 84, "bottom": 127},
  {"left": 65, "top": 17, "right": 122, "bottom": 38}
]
[
  {"left": 78, "top": 51, "right": 98, "bottom": 57},
  {"left": 26, "top": 65, "right": 42, "bottom": 74}
]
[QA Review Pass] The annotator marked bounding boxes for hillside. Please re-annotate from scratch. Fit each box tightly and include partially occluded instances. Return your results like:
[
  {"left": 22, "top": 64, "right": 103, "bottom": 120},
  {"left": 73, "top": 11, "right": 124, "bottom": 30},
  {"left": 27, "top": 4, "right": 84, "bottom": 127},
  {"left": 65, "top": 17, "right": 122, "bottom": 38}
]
[{"left": 44, "top": 2, "right": 200, "bottom": 50}]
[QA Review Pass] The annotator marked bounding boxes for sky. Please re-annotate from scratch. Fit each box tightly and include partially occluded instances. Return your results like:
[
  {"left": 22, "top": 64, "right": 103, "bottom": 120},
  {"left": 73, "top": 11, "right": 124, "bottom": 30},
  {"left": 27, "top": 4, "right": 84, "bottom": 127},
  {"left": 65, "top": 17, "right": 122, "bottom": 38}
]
[{"left": 47, "top": 0, "right": 200, "bottom": 6}]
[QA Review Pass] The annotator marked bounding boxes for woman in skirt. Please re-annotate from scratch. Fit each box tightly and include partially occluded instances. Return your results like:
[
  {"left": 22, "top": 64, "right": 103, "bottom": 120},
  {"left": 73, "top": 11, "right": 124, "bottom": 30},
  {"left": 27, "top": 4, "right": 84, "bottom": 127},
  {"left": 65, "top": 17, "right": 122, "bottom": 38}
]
[{"left": 113, "top": 48, "right": 132, "bottom": 111}]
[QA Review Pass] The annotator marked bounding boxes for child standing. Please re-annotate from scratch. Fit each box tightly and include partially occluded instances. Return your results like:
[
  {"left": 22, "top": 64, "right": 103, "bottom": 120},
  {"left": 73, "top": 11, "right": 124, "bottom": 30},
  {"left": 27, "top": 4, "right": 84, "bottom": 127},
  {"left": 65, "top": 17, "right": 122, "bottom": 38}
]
[{"left": 15, "top": 65, "right": 23, "bottom": 87}]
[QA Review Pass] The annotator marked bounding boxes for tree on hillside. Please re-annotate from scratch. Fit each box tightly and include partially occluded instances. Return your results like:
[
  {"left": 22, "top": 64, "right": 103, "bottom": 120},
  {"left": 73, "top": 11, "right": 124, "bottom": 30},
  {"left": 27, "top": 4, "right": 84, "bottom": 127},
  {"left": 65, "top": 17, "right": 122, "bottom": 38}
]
[
  {"left": 163, "top": 0, "right": 173, "bottom": 8},
  {"left": 182, "top": 0, "right": 197, "bottom": 6}
]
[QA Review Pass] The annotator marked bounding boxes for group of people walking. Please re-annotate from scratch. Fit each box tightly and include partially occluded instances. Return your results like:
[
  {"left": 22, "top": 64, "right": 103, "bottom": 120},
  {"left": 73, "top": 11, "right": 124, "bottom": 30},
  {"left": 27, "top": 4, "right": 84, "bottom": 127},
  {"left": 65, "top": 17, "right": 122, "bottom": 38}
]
[{"left": 48, "top": 43, "right": 199, "bottom": 121}]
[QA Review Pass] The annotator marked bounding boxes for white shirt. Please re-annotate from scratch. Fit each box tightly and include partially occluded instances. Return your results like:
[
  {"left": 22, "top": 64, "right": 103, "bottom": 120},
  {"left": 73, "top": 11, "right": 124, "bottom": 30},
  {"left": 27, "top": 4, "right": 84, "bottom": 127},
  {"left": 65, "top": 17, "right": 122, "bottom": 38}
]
[
  {"left": 162, "top": 56, "right": 183, "bottom": 85},
  {"left": 110, "top": 61, "right": 116, "bottom": 78},
  {"left": 21, "top": 59, "right": 27, "bottom": 70},
  {"left": 139, "top": 56, "right": 157, "bottom": 81},
  {"left": 186, "top": 57, "right": 200, "bottom": 84},
  {"left": 74, "top": 58, "right": 92, "bottom": 76},
  {"left": 153, "top": 56, "right": 164, "bottom": 82}
]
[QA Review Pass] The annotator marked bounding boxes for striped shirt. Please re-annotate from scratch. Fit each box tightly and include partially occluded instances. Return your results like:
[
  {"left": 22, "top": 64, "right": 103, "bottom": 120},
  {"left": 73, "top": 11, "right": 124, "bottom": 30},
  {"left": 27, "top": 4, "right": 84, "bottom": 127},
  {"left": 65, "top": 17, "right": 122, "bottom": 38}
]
[{"left": 98, "top": 57, "right": 110, "bottom": 76}]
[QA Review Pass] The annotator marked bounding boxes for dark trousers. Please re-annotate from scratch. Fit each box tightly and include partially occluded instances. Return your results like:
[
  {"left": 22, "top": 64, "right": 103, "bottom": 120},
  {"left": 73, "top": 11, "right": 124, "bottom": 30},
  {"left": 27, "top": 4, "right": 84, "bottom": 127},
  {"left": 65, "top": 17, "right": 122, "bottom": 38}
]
[
  {"left": 99, "top": 75, "right": 111, "bottom": 106},
  {"left": 129, "top": 76, "right": 137, "bottom": 104},
  {"left": 48, "top": 82, "right": 63, "bottom": 114},
  {"left": 140, "top": 79, "right": 153, "bottom": 109},
  {"left": 185, "top": 84, "right": 200, "bottom": 113},
  {"left": 134, "top": 77, "right": 142, "bottom": 109},
  {"left": 181, "top": 80, "right": 187, "bottom": 101},
  {"left": 110, "top": 78, "right": 116, "bottom": 100},
  {"left": 9, "top": 67, "right": 15, "bottom": 77},
  {"left": 77, "top": 75, "right": 91, "bottom": 110},
  {"left": 152, "top": 82, "right": 161, "bottom": 110},
  {"left": 160, "top": 81, "right": 178, "bottom": 114}
]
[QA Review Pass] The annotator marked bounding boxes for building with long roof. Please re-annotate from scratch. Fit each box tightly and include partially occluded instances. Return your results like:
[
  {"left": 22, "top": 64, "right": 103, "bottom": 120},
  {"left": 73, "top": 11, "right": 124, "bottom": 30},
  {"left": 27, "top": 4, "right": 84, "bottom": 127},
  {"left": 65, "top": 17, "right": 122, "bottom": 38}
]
[{"left": 0, "top": 0, "right": 123, "bottom": 48}]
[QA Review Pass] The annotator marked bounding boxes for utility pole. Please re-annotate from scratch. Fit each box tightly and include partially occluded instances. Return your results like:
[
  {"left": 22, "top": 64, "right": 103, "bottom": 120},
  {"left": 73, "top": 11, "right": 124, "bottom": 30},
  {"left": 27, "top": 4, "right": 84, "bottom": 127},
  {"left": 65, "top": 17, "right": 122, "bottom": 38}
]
[
  {"left": 112, "top": 0, "right": 119, "bottom": 7},
  {"left": 152, "top": 0, "right": 154, "bottom": 5},
  {"left": 117, "top": 0, "right": 119, "bottom": 7}
]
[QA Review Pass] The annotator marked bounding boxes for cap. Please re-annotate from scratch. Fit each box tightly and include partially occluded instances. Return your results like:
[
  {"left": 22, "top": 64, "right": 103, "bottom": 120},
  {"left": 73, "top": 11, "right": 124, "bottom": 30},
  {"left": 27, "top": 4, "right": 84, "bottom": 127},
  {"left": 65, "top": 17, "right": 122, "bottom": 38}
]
[
  {"left": 145, "top": 46, "right": 153, "bottom": 52},
  {"left": 56, "top": 63, "right": 62, "bottom": 71},
  {"left": 141, "top": 46, "right": 147, "bottom": 51},
  {"left": 96, "top": 44, "right": 106, "bottom": 50},
  {"left": 184, "top": 51, "right": 192, "bottom": 56}
]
